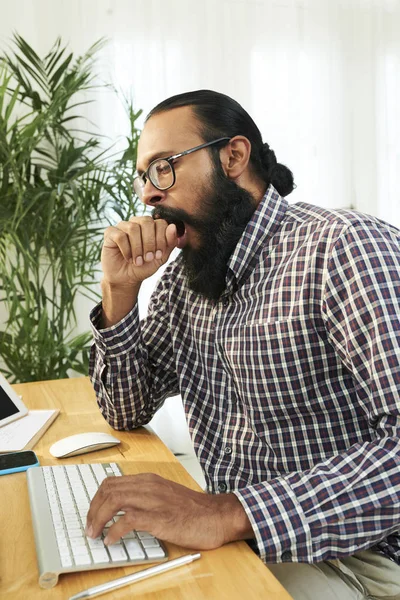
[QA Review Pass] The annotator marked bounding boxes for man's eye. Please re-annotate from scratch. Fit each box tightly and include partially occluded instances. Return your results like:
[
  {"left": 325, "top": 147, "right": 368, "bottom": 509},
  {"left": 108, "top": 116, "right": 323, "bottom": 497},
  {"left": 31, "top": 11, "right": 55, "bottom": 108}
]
[{"left": 156, "top": 163, "right": 170, "bottom": 175}]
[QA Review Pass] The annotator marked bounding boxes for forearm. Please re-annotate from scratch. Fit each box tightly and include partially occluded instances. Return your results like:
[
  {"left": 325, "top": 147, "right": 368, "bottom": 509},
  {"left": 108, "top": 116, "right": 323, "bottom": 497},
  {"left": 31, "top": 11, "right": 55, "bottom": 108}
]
[
  {"left": 100, "top": 279, "right": 141, "bottom": 328},
  {"left": 89, "top": 278, "right": 179, "bottom": 430},
  {"left": 234, "top": 436, "right": 400, "bottom": 564},
  {"left": 89, "top": 337, "right": 157, "bottom": 430}
]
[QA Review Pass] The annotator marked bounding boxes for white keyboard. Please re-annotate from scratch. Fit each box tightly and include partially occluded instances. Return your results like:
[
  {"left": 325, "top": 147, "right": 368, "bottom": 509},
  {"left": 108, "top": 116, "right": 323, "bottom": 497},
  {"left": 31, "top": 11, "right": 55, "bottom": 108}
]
[{"left": 27, "top": 463, "right": 167, "bottom": 588}]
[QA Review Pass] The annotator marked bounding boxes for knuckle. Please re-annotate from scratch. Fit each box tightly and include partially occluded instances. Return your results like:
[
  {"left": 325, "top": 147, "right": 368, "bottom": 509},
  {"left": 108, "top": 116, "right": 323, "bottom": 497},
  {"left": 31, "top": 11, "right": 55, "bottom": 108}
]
[
  {"left": 130, "top": 215, "right": 152, "bottom": 223},
  {"left": 104, "top": 226, "right": 119, "bottom": 239},
  {"left": 141, "top": 222, "right": 156, "bottom": 235},
  {"left": 108, "top": 489, "right": 123, "bottom": 505},
  {"left": 97, "top": 484, "right": 109, "bottom": 499},
  {"left": 125, "top": 222, "right": 140, "bottom": 234},
  {"left": 155, "top": 220, "right": 168, "bottom": 237}
]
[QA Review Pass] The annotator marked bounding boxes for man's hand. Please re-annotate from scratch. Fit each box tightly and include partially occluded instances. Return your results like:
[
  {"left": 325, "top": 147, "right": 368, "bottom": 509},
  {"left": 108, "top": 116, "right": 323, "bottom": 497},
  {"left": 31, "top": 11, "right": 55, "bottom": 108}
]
[
  {"left": 85, "top": 473, "right": 253, "bottom": 550},
  {"left": 100, "top": 216, "right": 178, "bottom": 327},
  {"left": 101, "top": 216, "right": 178, "bottom": 287}
]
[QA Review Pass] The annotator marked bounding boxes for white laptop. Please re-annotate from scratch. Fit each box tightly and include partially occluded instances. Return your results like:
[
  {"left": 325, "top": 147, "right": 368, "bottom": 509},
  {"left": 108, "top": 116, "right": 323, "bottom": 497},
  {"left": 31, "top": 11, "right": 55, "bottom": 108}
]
[{"left": 0, "top": 372, "right": 28, "bottom": 428}]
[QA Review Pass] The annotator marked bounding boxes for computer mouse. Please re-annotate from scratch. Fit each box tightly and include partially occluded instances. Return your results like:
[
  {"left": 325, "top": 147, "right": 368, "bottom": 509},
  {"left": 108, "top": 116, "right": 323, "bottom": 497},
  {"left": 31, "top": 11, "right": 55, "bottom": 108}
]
[{"left": 49, "top": 432, "right": 121, "bottom": 458}]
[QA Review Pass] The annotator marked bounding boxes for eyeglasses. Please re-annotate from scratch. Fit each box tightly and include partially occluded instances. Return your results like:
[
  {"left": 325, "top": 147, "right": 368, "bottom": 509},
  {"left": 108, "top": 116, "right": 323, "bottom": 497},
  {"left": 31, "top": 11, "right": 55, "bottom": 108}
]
[{"left": 133, "top": 137, "right": 231, "bottom": 199}]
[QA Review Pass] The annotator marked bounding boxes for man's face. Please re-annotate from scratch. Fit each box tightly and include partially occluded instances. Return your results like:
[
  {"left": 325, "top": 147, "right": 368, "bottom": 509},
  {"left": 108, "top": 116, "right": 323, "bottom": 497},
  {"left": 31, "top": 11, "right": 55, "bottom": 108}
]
[
  {"left": 136, "top": 106, "right": 257, "bottom": 300},
  {"left": 136, "top": 106, "right": 215, "bottom": 251}
]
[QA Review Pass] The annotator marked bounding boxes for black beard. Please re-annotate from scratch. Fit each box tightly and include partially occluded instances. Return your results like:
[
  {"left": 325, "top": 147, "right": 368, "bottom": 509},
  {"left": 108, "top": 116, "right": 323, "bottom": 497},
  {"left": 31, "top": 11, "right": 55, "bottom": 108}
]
[{"left": 153, "top": 166, "right": 257, "bottom": 301}]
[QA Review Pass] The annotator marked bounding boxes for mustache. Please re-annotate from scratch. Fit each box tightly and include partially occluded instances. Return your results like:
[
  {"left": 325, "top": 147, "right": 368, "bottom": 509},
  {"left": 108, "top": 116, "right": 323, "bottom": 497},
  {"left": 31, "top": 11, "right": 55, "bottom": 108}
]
[{"left": 151, "top": 205, "right": 204, "bottom": 230}]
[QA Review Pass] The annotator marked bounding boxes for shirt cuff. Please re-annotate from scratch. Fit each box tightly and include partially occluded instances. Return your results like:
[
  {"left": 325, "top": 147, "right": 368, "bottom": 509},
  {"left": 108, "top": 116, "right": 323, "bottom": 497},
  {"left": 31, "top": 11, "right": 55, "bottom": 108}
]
[
  {"left": 233, "top": 478, "right": 313, "bottom": 563},
  {"left": 90, "top": 302, "right": 142, "bottom": 358}
]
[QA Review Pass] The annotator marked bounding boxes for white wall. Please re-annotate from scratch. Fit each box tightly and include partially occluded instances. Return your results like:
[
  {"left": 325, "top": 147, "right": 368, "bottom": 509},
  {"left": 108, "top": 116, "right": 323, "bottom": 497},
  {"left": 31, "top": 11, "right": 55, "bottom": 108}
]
[{"left": 1, "top": 0, "right": 399, "bottom": 221}]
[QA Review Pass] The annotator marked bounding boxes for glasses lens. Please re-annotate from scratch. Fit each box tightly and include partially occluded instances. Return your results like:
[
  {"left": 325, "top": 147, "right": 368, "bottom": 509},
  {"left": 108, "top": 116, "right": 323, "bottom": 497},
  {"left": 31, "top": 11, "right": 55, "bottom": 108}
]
[
  {"left": 149, "top": 159, "right": 173, "bottom": 190},
  {"left": 133, "top": 176, "right": 144, "bottom": 199}
]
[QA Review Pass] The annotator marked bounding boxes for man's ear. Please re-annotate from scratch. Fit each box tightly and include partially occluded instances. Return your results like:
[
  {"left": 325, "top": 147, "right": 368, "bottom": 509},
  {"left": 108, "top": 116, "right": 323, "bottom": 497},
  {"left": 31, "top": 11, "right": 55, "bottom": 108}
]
[{"left": 219, "top": 136, "right": 252, "bottom": 180}]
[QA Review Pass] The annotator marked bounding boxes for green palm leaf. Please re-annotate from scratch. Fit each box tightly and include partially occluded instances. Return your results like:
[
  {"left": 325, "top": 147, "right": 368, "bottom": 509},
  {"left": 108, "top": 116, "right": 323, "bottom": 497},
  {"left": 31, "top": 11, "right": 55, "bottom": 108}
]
[{"left": 0, "top": 34, "right": 142, "bottom": 383}]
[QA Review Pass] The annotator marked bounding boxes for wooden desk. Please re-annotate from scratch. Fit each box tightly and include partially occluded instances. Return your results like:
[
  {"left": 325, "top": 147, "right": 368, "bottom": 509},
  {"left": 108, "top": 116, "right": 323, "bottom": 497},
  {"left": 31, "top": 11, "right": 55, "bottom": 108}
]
[{"left": 1, "top": 378, "right": 292, "bottom": 599}]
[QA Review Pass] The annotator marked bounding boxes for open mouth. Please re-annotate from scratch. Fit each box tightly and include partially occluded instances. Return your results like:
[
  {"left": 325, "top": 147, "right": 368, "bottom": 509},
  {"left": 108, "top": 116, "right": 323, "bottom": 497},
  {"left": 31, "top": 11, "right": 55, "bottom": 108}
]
[
  {"left": 174, "top": 220, "right": 186, "bottom": 238},
  {"left": 153, "top": 211, "right": 188, "bottom": 248},
  {"left": 154, "top": 214, "right": 186, "bottom": 237},
  {"left": 170, "top": 219, "right": 187, "bottom": 249}
]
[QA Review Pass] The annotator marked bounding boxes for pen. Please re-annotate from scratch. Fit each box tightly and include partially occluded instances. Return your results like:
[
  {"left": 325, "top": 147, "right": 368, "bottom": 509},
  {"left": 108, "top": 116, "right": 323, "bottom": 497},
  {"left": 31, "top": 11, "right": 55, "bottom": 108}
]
[{"left": 69, "top": 553, "right": 201, "bottom": 600}]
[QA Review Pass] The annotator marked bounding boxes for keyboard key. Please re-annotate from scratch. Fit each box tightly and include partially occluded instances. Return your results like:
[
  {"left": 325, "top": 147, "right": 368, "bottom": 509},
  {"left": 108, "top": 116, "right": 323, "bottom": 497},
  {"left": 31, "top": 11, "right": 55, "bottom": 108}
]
[
  {"left": 107, "top": 544, "right": 128, "bottom": 562},
  {"left": 111, "top": 463, "right": 122, "bottom": 476},
  {"left": 61, "top": 555, "right": 73, "bottom": 567},
  {"left": 69, "top": 528, "right": 85, "bottom": 538},
  {"left": 124, "top": 539, "right": 146, "bottom": 560},
  {"left": 87, "top": 538, "right": 105, "bottom": 550},
  {"left": 137, "top": 531, "right": 154, "bottom": 539},
  {"left": 121, "top": 531, "right": 135, "bottom": 539},
  {"left": 73, "top": 552, "right": 92, "bottom": 566},
  {"left": 91, "top": 549, "right": 110, "bottom": 564},
  {"left": 70, "top": 539, "right": 88, "bottom": 552},
  {"left": 91, "top": 463, "right": 108, "bottom": 485},
  {"left": 141, "top": 538, "right": 161, "bottom": 548},
  {"left": 145, "top": 546, "right": 166, "bottom": 559},
  {"left": 56, "top": 531, "right": 68, "bottom": 545}
]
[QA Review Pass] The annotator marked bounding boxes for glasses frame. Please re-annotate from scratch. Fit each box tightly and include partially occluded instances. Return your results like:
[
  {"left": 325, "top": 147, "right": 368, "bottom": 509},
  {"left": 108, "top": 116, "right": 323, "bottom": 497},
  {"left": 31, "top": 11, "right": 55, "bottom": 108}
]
[{"left": 134, "top": 136, "right": 231, "bottom": 197}]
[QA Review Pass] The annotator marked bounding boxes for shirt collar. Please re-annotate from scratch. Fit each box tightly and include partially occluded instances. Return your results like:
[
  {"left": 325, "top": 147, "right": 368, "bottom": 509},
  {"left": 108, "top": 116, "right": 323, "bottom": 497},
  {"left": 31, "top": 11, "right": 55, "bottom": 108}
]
[{"left": 224, "top": 184, "right": 289, "bottom": 294}]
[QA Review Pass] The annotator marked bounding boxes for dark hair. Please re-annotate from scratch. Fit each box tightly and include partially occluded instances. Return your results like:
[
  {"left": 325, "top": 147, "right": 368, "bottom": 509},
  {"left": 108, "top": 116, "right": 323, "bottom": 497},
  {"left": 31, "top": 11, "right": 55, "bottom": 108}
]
[{"left": 146, "top": 89, "right": 295, "bottom": 197}]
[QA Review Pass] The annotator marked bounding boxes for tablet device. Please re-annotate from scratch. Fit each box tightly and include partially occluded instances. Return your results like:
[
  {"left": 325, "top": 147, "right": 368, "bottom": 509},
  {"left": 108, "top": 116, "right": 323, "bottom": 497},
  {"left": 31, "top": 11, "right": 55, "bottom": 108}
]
[{"left": 0, "top": 372, "right": 28, "bottom": 428}]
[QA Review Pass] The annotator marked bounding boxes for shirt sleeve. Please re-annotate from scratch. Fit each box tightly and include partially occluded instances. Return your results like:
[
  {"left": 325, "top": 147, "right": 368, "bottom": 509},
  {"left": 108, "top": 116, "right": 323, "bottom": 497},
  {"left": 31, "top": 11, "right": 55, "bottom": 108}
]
[
  {"left": 89, "top": 265, "right": 179, "bottom": 430},
  {"left": 233, "top": 222, "right": 400, "bottom": 564}
]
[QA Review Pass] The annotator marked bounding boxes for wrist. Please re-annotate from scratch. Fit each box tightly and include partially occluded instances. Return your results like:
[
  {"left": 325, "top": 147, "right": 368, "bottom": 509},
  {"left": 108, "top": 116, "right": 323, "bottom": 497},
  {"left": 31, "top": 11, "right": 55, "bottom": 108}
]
[
  {"left": 101, "top": 279, "right": 141, "bottom": 293},
  {"left": 100, "top": 279, "right": 141, "bottom": 328},
  {"left": 214, "top": 493, "right": 254, "bottom": 544}
]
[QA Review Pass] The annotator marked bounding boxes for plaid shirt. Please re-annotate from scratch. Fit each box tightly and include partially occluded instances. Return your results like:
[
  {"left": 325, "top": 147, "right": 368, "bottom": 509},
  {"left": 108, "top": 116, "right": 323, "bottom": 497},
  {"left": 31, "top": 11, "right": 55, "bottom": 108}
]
[{"left": 90, "top": 185, "right": 400, "bottom": 566}]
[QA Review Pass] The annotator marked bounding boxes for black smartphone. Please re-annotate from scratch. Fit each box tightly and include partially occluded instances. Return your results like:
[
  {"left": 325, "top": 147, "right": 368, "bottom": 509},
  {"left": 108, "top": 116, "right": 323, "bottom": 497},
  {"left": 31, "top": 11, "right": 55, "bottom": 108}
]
[{"left": 0, "top": 450, "right": 39, "bottom": 476}]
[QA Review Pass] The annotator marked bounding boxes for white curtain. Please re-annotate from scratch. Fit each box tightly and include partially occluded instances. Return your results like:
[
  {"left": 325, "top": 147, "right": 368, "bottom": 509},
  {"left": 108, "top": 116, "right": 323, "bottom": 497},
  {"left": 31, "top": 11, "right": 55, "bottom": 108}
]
[{"left": 1, "top": 0, "right": 399, "bottom": 223}]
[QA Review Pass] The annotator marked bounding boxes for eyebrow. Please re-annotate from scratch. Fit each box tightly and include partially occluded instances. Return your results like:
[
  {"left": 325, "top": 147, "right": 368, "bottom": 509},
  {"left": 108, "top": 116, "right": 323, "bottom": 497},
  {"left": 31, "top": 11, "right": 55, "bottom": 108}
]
[{"left": 137, "top": 150, "right": 176, "bottom": 175}]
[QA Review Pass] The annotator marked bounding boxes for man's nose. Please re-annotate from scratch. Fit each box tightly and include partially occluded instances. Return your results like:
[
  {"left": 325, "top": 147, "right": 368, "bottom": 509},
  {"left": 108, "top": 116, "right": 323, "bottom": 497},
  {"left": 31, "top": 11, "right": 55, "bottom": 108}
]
[{"left": 141, "top": 181, "right": 167, "bottom": 206}]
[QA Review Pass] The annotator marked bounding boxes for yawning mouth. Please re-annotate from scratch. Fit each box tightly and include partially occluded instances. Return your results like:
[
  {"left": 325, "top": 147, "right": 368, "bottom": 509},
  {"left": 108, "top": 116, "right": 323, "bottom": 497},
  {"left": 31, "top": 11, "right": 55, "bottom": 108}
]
[
  {"left": 153, "top": 212, "right": 188, "bottom": 248},
  {"left": 166, "top": 219, "right": 187, "bottom": 248},
  {"left": 173, "top": 220, "right": 186, "bottom": 238}
]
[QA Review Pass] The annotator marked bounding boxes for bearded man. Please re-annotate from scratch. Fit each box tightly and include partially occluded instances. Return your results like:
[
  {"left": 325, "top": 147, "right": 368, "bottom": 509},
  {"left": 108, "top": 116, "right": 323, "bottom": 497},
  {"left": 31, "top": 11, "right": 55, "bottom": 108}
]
[{"left": 87, "top": 90, "right": 400, "bottom": 600}]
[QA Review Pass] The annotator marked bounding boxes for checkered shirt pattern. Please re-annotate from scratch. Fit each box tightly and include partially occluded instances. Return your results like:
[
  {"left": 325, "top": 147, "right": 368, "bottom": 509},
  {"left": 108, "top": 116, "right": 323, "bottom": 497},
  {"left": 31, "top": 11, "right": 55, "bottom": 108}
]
[{"left": 90, "top": 185, "right": 400, "bottom": 566}]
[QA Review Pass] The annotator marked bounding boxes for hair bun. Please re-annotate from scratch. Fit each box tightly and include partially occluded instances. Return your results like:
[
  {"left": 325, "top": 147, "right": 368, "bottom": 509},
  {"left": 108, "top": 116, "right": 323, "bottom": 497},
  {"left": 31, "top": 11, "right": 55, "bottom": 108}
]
[
  {"left": 260, "top": 142, "right": 295, "bottom": 197},
  {"left": 260, "top": 143, "right": 277, "bottom": 171}
]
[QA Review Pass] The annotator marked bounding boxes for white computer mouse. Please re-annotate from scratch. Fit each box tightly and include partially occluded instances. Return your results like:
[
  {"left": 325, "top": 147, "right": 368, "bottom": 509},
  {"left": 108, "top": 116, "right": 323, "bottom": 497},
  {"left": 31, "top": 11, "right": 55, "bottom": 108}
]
[{"left": 49, "top": 432, "right": 121, "bottom": 458}]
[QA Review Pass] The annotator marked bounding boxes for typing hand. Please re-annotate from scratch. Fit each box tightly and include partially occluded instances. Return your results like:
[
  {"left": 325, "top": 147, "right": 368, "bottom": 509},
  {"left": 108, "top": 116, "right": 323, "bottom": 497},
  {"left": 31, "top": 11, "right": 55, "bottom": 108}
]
[
  {"left": 85, "top": 473, "right": 252, "bottom": 549},
  {"left": 101, "top": 216, "right": 178, "bottom": 287}
]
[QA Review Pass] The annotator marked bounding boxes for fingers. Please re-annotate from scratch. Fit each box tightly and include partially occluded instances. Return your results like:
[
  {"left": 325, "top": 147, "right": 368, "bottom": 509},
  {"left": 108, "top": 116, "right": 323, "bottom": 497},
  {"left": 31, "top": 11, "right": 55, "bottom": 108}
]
[
  {"left": 86, "top": 486, "right": 125, "bottom": 540},
  {"left": 109, "top": 216, "right": 177, "bottom": 267},
  {"left": 86, "top": 475, "right": 144, "bottom": 539},
  {"left": 103, "top": 226, "right": 134, "bottom": 263},
  {"left": 86, "top": 474, "right": 166, "bottom": 542},
  {"left": 103, "top": 512, "right": 145, "bottom": 546},
  {"left": 165, "top": 223, "right": 178, "bottom": 248}
]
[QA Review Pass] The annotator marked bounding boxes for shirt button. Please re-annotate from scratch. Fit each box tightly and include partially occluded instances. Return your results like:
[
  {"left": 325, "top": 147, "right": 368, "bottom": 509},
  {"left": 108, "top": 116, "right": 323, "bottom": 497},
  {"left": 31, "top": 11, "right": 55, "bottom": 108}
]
[
  {"left": 218, "top": 482, "right": 227, "bottom": 492},
  {"left": 224, "top": 446, "right": 232, "bottom": 455},
  {"left": 281, "top": 550, "right": 292, "bottom": 562}
]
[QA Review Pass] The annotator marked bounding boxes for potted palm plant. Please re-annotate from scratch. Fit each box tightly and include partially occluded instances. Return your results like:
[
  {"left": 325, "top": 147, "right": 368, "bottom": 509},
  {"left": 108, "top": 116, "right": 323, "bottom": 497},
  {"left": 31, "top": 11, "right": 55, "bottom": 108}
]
[{"left": 0, "top": 34, "right": 142, "bottom": 382}]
